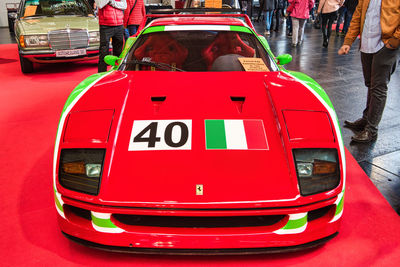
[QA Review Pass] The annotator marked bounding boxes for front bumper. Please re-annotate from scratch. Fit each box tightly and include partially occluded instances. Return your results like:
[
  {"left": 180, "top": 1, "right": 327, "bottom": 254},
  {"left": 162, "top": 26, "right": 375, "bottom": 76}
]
[
  {"left": 56, "top": 193, "right": 344, "bottom": 252},
  {"left": 20, "top": 47, "right": 99, "bottom": 63}
]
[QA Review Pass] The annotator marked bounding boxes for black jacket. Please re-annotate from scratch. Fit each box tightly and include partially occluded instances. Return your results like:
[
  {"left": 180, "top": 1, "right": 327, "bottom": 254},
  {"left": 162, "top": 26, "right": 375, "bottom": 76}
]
[
  {"left": 260, "top": 0, "right": 276, "bottom": 11},
  {"left": 344, "top": 0, "right": 359, "bottom": 13}
]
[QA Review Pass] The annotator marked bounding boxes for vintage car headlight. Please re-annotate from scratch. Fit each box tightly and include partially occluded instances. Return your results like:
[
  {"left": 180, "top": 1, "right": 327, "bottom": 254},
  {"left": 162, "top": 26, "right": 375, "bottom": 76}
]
[
  {"left": 22, "top": 35, "right": 49, "bottom": 47},
  {"left": 59, "top": 149, "right": 105, "bottom": 195},
  {"left": 293, "top": 149, "right": 340, "bottom": 196},
  {"left": 89, "top": 31, "right": 100, "bottom": 43}
]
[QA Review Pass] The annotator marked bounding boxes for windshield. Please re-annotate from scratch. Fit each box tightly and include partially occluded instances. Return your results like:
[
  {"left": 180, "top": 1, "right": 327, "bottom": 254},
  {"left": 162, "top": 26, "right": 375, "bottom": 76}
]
[
  {"left": 186, "top": 0, "right": 240, "bottom": 9},
  {"left": 121, "top": 30, "right": 278, "bottom": 72},
  {"left": 21, "top": 0, "right": 92, "bottom": 17}
]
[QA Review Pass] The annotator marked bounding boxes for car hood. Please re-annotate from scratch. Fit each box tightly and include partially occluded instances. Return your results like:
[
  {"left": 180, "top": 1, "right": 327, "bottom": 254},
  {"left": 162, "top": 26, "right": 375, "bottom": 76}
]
[
  {"left": 18, "top": 16, "right": 98, "bottom": 35},
  {"left": 67, "top": 71, "right": 333, "bottom": 207}
]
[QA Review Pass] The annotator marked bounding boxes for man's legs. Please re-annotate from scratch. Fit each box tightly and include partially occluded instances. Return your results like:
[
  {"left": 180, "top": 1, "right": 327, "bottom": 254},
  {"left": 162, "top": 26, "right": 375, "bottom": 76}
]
[
  {"left": 366, "top": 47, "right": 399, "bottom": 134},
  {"left": 98, "top": 25, "right": 113, "bottom": 72},
  {"left": 342, "top": 10, "right": 354, "bottom": 34},
  {"left": 111, "top": 25, "right": 125, "bottom": 57},
  {"left": 350, "top": 47, "right": 399, "bottom": 142},
  {"left": 335, "top": 6, "right": 346, "bottom": 33}
]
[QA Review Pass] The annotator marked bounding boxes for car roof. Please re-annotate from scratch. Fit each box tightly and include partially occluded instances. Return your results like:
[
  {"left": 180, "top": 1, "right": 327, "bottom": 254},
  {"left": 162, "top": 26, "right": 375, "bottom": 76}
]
[{"left": 148, "top": 16, "right": 248, "bottom": 27}]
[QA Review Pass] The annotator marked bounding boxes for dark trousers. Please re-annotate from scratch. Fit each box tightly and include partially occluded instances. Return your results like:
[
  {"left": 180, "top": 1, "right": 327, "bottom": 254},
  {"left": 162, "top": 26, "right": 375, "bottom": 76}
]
[
  {"left": 98, "top": 25, "right": 124, "bottom": 72},
  {"left": 321, "top": 11, "right": 337, "bottom": 41},
  {"left": 271, "top": 8, "right": 283, "bottom": 30},
  {"left": 361, "top": 47, "right": 399, "bottom": 134}
]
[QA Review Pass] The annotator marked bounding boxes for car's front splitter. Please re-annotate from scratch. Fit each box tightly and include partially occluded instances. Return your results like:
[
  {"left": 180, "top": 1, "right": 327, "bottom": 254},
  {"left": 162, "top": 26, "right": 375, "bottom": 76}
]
[{"left": 56, "top": 196, "right": 343, "bottom": 251}]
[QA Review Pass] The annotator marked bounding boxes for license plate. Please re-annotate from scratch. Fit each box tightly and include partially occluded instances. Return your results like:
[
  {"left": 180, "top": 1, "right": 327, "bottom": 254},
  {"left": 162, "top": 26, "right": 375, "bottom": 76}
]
[{"left": 56, "top": 49, "right": 86, "bottom": 57}]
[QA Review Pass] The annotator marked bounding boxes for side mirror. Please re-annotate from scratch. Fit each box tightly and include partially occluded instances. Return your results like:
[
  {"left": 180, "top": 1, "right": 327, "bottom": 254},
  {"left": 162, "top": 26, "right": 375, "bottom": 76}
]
[
  {"left": 276, "top": 54, "right": 292, "bottom": 65},
  {"left": 104, "top": 55, "right": 118, "bottom": 66}
]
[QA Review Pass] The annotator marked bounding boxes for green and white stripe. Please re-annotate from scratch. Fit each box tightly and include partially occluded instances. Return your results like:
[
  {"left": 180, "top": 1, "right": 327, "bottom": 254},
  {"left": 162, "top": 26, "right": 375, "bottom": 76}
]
[
  {"left": 274, "top": 213, "right": 308, "bottom": 234},
  {"left": 330, "top": 191, "right": 344, "bottom": 223},
  {"left": 91, "top": 212, "right": 124, "bottom": 233},
  {"left": 54, "top": 187, "right": 65, "bottom": 219},
  {"left": 52, "top": 71, "right": 113, "bottom": 218}
]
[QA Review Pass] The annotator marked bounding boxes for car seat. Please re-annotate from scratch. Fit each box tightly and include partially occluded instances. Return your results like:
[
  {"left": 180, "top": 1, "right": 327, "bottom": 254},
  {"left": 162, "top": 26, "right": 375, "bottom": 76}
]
[
  {"left": 202, "top": 32, "right": 255, "bottom": 70},
  {"left": 134, "top": 33, "right": 188, "bottom": 70}
]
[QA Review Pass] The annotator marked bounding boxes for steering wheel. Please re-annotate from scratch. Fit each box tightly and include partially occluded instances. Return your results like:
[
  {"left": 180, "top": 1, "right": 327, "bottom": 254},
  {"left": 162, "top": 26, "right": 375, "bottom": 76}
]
[{"left": 222, "top": 4, "right": 232, "bottom": 8}]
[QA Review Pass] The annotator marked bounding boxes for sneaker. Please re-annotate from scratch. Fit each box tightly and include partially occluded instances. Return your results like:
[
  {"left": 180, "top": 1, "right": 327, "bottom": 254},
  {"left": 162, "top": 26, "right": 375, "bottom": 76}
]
[
  {"left": 287, "top": 32, "right": 292, "bottom": 37},
  {"left": 291, "top": 43, "right": 297, "bottom": 47},
  {"left": 264, "top": 30, "right": 270, "bottom": 35}
]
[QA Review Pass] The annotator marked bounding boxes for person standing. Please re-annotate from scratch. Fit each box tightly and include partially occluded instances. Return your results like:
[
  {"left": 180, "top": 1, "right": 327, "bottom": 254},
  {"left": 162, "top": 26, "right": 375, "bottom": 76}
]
[
  {"left": 124, "top": 0, "right": 145, "bottom": 40},
  {"left": 289, "top": 0, "right": 315, "bottom": 47},
  {"left": 272, "top": 0, "right": 285, "bottom": 32},
  {"left": 335, "top": 5, "right": 346, "bottom": 36},
  {"left": 96, "top": 0, "right": 127, "bottom": 72},
  {"left": 338, "top": 0, "right": 400, "bottom": 143},
  {"left": 318, "top": 0, "right": 344, "bottom": 47},
  {"left": 260, "top": 0, "right": 275, "bottom": 35},
  {"left": 340, "top": 0, "right": 358, "bottom": 36}
]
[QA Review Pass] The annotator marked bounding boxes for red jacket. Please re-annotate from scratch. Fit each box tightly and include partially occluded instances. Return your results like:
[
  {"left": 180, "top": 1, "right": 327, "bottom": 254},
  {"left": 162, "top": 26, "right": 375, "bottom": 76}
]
[
  {"left": 124, "top": 0, "right": 145, "bottom": 27},
  {"left": 289, "top": 0, "right": 315, "bottom": 19},
  {"left": 98, "top": 2, "right": 124, "bottom": 26}
]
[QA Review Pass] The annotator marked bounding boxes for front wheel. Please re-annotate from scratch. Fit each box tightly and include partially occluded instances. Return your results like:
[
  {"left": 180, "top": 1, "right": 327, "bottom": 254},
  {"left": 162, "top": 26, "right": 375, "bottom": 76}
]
[{"left": 19, "top": 53, "right": 33, "bottom": 73}]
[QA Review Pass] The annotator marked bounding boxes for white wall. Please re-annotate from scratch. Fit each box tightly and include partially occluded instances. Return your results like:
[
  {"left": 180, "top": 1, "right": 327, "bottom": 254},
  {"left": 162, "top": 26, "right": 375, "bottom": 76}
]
[{"left": 0, "top": 0, "right": 20, "bottom": 27}]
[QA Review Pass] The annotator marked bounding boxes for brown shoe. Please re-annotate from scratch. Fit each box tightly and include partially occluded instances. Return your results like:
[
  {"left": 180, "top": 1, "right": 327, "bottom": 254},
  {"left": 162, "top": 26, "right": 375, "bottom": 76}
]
[
  {"left": 351, "top": 129, "right": 377, "bottom": 143},
  {"left": 344, "top": 118, "right": 367, "bottom": 131}
]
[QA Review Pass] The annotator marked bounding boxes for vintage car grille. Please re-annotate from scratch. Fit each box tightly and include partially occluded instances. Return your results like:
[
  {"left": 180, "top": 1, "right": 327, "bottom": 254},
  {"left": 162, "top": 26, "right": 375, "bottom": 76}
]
[{"left": 48, "top": 29, "right": 88, "bottom": 50}]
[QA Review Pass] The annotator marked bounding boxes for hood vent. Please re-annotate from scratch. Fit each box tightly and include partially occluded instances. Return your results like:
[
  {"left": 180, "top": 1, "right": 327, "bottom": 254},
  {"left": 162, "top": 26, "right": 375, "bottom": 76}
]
[
  {"left": 151, "top": 96, "right": 166, "bottom": 113},
  {"left": 230, "top": 96, "right": 245, "bottom": 113}
]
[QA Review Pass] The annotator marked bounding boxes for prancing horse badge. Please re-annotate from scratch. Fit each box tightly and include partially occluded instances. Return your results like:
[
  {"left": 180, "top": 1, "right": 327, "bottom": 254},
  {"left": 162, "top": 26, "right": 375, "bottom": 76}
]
[{"left": 196, "top": 184, "right": 203, "bottom": 195}]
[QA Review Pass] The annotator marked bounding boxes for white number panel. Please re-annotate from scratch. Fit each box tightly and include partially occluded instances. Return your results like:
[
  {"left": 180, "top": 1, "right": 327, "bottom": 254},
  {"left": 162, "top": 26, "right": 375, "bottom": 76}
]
[{"left": 129, "top": 120, "right": 192, "bottom": 151}]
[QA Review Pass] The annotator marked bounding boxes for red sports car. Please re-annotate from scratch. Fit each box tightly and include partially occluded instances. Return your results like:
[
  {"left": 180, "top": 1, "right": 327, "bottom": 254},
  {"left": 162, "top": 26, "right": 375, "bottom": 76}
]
[{"left": 53, "top": 14, "right": 345, "bottom": 254}]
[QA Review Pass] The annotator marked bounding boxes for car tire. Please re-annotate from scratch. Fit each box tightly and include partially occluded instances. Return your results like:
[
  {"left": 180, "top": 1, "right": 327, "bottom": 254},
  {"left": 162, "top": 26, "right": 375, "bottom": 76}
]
[{"left": 19, "top": 53, "right": 33, "bottom": 73}]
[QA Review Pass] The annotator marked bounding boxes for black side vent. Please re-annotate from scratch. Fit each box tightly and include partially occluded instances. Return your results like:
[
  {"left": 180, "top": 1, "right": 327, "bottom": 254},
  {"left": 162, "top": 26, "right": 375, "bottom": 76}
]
[
  {"left": 151, "top": 96, "right": 166, "bottom": 102},
  {"left": 151, "top": 96, "right": 166, "bottom": 113},
  {"left": 230, "top": 96, "right": 245, "bottom": 113}
]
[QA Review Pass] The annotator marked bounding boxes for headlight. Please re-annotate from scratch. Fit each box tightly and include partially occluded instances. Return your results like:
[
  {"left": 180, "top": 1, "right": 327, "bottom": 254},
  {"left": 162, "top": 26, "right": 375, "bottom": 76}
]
[
  {"left": 293, "top": 149, "right": 340, "bottom": 196},
  {"left": 89, "top": 31, "right": 100, "bottom": 43},
  {"left": 23, "top": 35, "right": 49, "bottom": 47},
  {"left": 59, "top": 149, "right": 105, "bottom": 195}
]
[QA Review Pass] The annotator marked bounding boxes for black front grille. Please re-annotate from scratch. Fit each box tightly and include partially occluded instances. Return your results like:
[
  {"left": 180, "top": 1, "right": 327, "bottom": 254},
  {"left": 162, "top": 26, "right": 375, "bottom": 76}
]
[
  {"left": 308, "top": 205, "right": 333, "bottom": 222},
  {"left": 64, "top": 204, "right": 92, "bottom": 221},
  {"left": 113, "top": 214, "right": 285, "bottom": 228}
]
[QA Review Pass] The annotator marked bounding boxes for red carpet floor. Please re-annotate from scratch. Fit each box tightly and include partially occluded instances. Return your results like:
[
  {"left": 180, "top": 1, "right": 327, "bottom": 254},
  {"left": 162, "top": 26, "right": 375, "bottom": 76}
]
[{"left": 1, "top": 44, "right": 399, "bottom": 266}]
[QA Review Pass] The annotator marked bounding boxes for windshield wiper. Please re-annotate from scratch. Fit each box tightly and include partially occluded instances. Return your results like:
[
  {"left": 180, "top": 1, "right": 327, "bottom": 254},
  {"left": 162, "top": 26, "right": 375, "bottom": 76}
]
[{"left": 123, "top": 59, "right": 185, "bottom": 72}]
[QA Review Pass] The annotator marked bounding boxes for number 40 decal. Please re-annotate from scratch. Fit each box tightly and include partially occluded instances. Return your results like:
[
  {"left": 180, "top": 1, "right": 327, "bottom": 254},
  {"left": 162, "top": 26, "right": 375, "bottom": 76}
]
[{"left": 129, "top": 120, "right": 192, "bottom": 151}]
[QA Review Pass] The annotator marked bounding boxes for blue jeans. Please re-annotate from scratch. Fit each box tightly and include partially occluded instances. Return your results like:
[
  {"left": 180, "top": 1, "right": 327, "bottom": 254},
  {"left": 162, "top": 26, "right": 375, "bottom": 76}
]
[
  {"left": 124, "top": 25, "right": 139, "bottom": 40},
  {"left": 263, "top": 10, "right": 274, "bottom": 31},
  {"left": 335, "top": 6, "right": 347, "bottom": 32},
  {"left": 342, "top": 10, "right": 354, "bottom": 33}
]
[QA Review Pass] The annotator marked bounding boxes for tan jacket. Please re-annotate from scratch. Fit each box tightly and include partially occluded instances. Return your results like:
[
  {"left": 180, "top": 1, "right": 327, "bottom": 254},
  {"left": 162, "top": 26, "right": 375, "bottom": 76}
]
[
  {"left": 317, "top": 0, "right": 344, "bottom": 14},
  {"left": 344, "top": 0, "right": 400, "bottom": 49}
]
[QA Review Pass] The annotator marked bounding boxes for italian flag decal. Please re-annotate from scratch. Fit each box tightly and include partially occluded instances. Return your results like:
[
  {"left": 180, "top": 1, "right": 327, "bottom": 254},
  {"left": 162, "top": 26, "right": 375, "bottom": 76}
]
[{"left": 205, "top": 120, "right": 268, "bottom": 150}]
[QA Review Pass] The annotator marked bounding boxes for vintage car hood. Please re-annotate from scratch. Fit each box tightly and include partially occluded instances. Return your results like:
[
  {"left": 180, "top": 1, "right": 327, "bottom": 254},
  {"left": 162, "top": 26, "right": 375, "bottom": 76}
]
[
  {"left": 18, "top": 16, "right": 98, "bottom": 35},
  {"left": 67, "top": 71, "right": 333, "bottom": 206}
]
